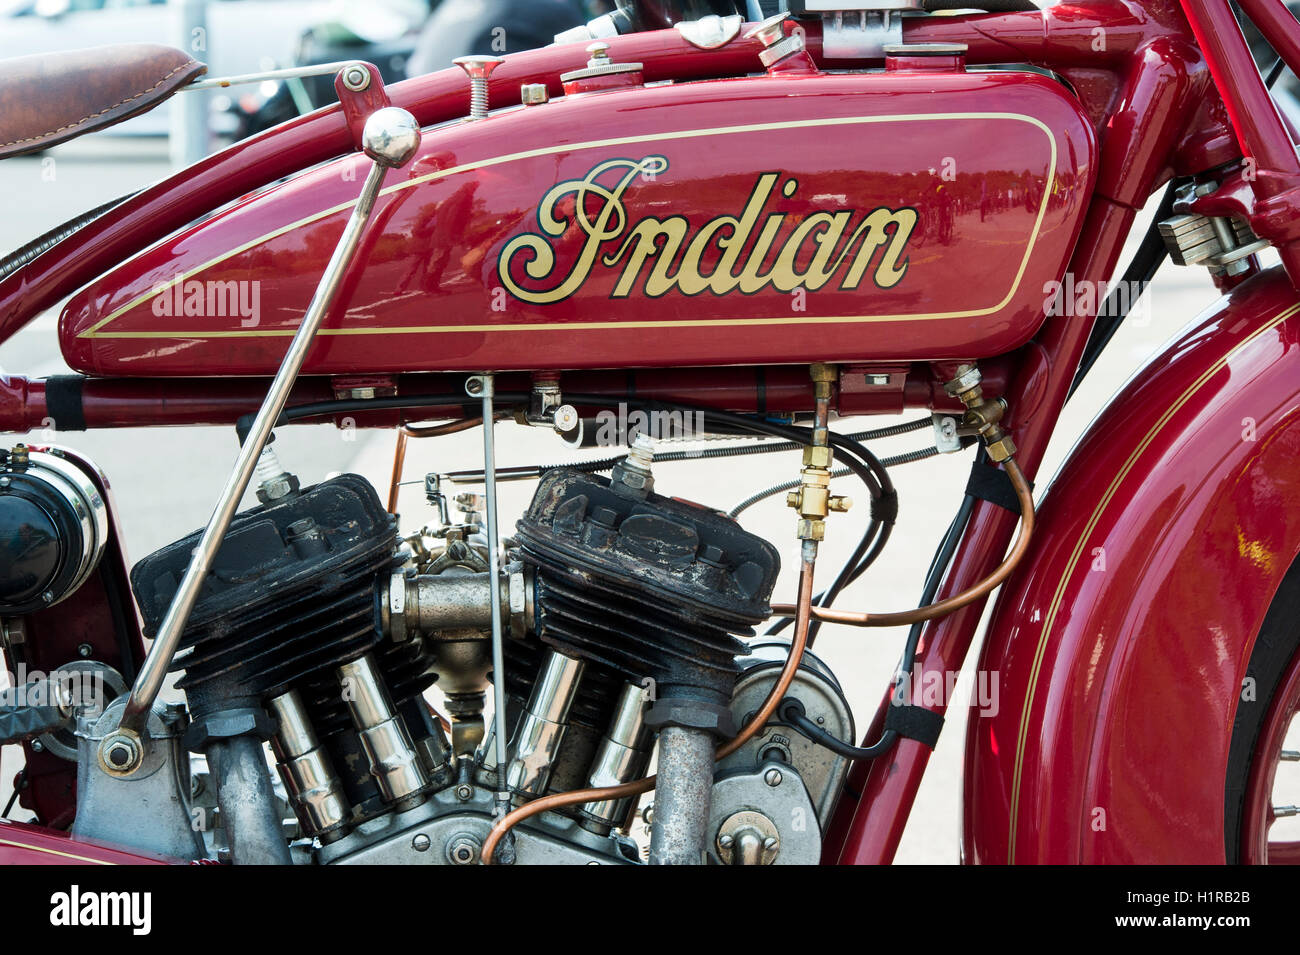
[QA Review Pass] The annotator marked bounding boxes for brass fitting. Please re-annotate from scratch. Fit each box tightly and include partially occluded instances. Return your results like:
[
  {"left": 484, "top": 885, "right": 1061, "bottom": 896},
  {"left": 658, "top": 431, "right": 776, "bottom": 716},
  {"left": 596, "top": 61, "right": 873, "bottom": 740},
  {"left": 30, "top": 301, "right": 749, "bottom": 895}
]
[
  {"left": 802, "top": 444, "right": 833, "bottom": 469},
  {"left": 809, "top": 362, "right": 838, "bottom": 401},
  {"left": 788, "top": 363, "right": 850, "bottom": 541},
  {"left": 943, "top": 364, "right": 1018, "bottom": 464}
]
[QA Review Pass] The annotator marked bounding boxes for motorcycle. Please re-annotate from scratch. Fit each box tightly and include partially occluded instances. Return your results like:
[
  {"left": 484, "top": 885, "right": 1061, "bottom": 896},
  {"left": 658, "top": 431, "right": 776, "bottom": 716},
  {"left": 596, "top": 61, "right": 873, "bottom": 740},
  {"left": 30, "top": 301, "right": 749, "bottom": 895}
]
[{"left": 0, "top": 0, "right": 1297, "bottom": 866}]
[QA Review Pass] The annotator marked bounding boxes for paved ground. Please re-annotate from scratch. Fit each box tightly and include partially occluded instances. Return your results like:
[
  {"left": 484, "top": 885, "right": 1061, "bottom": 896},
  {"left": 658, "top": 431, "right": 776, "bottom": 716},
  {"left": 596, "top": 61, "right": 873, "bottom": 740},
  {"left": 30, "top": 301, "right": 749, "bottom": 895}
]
[{"left": 0, "top": 136, "right": 1230, "bottom": 861}]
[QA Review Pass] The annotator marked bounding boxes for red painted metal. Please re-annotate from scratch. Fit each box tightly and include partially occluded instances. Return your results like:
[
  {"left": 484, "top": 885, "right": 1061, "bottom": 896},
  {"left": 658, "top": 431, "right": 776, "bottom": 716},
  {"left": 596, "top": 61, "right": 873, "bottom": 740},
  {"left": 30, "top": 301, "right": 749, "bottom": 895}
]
[
  {"left": 0, "top": 818, "right": 171, "bottom": 864},
  {"left": 58, "top": 69, "right": 1095, "bottom": 376},
  {"left": 0, "top": 32, "right": 773, "bottom": 349},
  {"left": 0, "top": 4, "right": 1161, "bottom": 353},
  {"left": 965, "top": 266, "right": 1300, "bottom": 863},
  {"left": 1178, "top": 0, "right": 1300, "bottom": 284},
  {"left": 0, "top": 363, "right": 1000, "bottom": 433},
  {"left": 825, "top": 8, "right": 1205, "bottom": 855}
]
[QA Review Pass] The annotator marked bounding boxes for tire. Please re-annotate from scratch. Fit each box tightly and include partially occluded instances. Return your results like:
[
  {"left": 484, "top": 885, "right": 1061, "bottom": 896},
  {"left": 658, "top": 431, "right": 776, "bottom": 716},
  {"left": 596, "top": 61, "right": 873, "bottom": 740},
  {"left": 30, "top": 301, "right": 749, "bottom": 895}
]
[{"left": 1224, "top": 555, "right": 1300, "bottom": 862}]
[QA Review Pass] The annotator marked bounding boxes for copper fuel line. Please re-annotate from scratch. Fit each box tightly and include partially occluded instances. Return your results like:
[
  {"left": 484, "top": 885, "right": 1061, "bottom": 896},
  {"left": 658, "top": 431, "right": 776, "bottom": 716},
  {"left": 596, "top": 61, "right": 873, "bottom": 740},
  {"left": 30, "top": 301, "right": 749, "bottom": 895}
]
[
  {"left": 769, "top": 456, "right": 1035, "bottom": 628},
  {"left": 386, "top": 416, "right": 495, "bottom": 513}
]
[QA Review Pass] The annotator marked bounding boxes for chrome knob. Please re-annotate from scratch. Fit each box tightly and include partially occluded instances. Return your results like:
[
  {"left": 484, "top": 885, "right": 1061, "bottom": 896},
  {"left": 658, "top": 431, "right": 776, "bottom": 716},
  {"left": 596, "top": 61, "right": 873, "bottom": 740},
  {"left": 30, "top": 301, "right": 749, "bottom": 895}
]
[
  {"left": 362, "top": 107, "right": 422, "bottom": 168},
  {"left": 453, "top": 55, "right": 505, "bottom": 120}
]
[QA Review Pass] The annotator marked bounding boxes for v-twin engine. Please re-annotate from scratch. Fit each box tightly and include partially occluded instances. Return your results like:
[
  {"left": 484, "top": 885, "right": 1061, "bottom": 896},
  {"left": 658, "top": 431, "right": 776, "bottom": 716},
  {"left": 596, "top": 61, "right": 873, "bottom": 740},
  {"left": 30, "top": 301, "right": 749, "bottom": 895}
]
[{"left": 78, "top": 455, "right": 854, "bottom": 865}]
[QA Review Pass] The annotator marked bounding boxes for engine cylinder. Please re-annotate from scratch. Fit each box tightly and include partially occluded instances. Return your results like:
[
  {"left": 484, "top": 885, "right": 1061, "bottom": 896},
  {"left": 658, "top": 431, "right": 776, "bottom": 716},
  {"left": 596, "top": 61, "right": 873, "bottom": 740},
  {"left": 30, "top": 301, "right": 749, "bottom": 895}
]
[{"left": 514, "top": 469, "right": 781, "bottom": 712}]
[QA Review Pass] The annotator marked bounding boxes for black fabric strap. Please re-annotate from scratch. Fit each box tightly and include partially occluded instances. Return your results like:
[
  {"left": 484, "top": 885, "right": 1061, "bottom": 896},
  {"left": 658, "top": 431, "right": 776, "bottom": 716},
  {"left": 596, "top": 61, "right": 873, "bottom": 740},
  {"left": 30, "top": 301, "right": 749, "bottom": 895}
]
[
  {"left": 884, "top": 703, "right": 945, "bottom": 749},
  {"left": 44, "top": 375, "right": 86, "bottom": 432},
  {"left": 964, "top": 458, "right": 1032, "bottom": 514}
]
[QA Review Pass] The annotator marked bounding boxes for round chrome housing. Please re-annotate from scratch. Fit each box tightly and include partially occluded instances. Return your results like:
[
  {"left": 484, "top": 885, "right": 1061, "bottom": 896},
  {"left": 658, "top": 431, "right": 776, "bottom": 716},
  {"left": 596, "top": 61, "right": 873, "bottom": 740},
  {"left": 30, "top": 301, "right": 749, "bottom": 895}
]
[{"left": 0, "top": 447, "right": 108, "bottom": 615}]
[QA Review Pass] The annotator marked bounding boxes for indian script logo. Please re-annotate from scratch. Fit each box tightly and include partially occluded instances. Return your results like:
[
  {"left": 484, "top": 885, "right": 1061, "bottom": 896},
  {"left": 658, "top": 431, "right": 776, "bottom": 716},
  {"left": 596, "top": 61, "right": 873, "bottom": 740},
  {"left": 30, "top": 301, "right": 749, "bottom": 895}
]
[{"left": 497, "top": 156, "right": 917, "bottom": 305}]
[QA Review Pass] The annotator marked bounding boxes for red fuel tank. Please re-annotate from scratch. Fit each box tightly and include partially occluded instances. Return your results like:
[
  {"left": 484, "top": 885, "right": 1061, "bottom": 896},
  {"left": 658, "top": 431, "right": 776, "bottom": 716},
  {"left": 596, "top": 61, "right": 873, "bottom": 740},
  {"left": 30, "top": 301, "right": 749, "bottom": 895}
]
[{"left": 59, "top": 66, "right": 1096, "bottom": 377}]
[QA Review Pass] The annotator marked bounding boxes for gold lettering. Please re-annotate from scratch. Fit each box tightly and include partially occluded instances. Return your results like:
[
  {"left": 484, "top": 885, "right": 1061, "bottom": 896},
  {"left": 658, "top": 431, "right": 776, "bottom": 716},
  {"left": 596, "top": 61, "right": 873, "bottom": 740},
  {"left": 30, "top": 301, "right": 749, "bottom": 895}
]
[
  {"left": 839, "top": 208, "right": 918, "bottom": 290},
  {"left": 772, "top": 211, "right": 855, "bottom": 293},
  {"left": 606, "top": 217, "right": 690, "bottom": 298},
  {"left": 497, "top": 157, "right": 917, "bottom": 305}
]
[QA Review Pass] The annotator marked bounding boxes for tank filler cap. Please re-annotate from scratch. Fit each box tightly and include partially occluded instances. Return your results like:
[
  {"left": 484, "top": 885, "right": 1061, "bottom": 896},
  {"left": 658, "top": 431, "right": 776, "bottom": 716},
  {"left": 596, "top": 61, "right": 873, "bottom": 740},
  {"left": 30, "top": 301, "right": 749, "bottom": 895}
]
[
  {"left": 744, "top": 13, "right": 817, "bottom": 73},
  {"left": 560, "top": 42, "right": 644, "bottom": 94}
]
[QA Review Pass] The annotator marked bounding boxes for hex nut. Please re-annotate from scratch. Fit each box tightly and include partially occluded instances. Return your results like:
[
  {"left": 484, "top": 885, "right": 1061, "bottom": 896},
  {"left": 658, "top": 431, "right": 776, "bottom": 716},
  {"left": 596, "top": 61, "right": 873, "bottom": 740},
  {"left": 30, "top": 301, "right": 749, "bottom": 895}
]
[
  {"left": 985, "top": 436, "right": 1017, "bottom": 463},
  {"left": 801, "top": 445, "right": 833, "bottom": 469}
]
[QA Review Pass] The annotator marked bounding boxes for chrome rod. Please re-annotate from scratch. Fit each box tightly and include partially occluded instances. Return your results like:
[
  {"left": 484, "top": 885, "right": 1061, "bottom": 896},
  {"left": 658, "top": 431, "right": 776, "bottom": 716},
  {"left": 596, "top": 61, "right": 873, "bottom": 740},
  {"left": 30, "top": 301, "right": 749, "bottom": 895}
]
[
  {"left": 114, "top": 107, "right": 422, "bottom": 748},
  {"left": 185, "top": 60, "right": 369, "bottom": 91},
  {"left": 473, "top": 375, "right": 513, "bottom": 829}
]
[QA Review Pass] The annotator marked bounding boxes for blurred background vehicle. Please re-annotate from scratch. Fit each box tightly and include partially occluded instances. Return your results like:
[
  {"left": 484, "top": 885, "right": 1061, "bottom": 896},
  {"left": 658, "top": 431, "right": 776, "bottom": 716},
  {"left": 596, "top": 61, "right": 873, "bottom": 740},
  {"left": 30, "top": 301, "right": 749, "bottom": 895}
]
[
  {"left": 0, "top": 0, "right": 356, "bottom": 137},
  {"left": 231, "top": 0, "right": 432, "bottom": 137}
]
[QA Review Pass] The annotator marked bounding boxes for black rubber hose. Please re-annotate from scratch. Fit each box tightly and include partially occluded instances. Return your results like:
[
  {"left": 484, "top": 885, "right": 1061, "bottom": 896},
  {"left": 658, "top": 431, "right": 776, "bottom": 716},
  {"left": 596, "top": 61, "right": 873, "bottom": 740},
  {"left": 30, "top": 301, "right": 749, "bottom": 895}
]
[
  {"left": 781, "top": 472, "right": 978, "bottom": 761},
  {"left": 729, "top": 446, "right": 937, "bottom": 519},
  {"left": 544, "top": 416, "right": 930, "bottom": 478},
  {"left": 1067, "top": 181, "right": 1177, "bottom": 397}
]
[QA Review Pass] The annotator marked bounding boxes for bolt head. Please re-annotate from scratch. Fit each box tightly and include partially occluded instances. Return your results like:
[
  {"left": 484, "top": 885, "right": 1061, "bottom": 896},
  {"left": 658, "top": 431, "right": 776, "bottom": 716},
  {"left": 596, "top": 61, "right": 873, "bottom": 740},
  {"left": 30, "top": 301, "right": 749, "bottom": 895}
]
[
  {"left": 984, "top": 435, "right": 1017, "bottom": 463},
  {"left": 719, "top": 833, "right": 734, "bottom": 848},
  {"left": 104, "top": 738, "right": 137, "bottom": 769},
  {"left": 447, "top": 836, "right": 481, "bottom": 865},
  {"left": 763, "top": 768, "right": 783, "bottom": 787},
  {"left": 586, "top": 41, "right": 611, "bottom": 64},
  {"left": 77, "top": 643, "right": 92, "bottom": 658},
  {"left": 411, "top": 833, "right": 431, "bottom": 852},
  {"left": 341, "top": 65, "right": 370, "bottom": 91},
  {"left": 30, "top": 739, "right": 43, "bottom": 752},
  {"left": 453, "top": 55, "right": 505, "bottom": 79},
  {"left": 455, "top": 783, "right": 473, "bottom": 801},
  {"left": 520, "top": 83, "right": 549, "bottom": 106},
  {"left": 802, "top": 445, "right": 833, "bottom": 469},
  {"left": 363, "top": 107, "right": 422, "bottom": 169}
]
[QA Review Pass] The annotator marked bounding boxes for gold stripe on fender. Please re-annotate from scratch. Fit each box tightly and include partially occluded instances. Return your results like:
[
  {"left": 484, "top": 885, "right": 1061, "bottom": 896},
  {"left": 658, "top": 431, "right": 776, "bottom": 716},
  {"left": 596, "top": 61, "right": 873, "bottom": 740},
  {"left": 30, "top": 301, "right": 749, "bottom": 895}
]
[
  {"left": 1006, "top": 302, "right": 1300, "bottom": 864},
  {"left": 79, "top": 112, "right": 1056, "bottom": 340},
  {"left": 0, "top": 837, "right": 117, "bottom": 864}
]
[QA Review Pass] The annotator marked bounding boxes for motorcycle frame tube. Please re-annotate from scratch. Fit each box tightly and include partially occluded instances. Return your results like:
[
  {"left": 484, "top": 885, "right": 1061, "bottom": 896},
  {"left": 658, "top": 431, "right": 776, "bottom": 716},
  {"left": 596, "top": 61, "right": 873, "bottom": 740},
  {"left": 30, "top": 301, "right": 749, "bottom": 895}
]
[
  {"left": 0, "top": 364, "right": 1007, "bottom": 432},
  {"left": 1178, "top": 0, "right": 1300, "bottom": 282},
  {"left": 825, "top": 28, "right": 1211, "bottom": 862}
]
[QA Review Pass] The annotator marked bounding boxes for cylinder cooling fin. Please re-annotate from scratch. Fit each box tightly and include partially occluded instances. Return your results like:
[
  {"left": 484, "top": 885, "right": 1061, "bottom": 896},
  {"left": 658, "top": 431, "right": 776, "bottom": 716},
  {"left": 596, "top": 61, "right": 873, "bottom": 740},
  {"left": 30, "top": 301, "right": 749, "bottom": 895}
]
[
  {"left": 130, "top": 473, "right": 402, "bottom": 706},
  {"left": 514, "top": 468, "right": 781, "bottom": 710}
]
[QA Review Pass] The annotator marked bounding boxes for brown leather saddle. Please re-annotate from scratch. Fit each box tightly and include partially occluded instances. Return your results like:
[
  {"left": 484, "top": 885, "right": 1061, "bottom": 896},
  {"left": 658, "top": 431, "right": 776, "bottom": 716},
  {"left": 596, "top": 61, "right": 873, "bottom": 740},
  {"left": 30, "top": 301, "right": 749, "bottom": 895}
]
[{"left": 0, "top": 44, "right": 206, "bottom": 159}]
